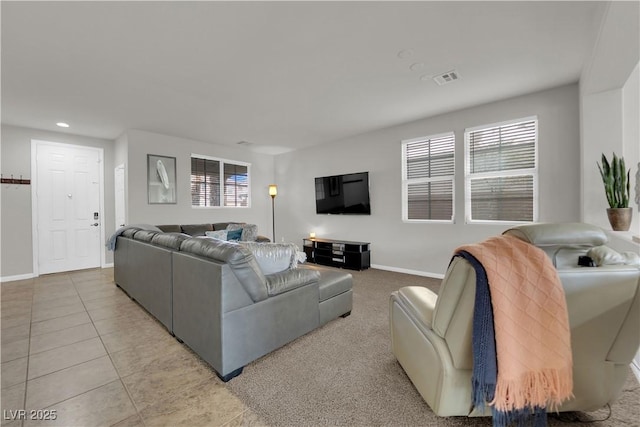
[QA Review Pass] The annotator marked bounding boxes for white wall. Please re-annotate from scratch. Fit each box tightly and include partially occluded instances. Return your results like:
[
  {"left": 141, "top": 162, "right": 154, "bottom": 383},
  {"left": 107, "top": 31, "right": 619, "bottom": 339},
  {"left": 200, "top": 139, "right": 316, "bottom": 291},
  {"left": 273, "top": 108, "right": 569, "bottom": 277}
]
[
  {"left": 581, "top": 88, "right": 624, "bottom": 229},
  {"left": 122, "top": 129, "right": 275, "bottom": 233},
  {"left": 580, "top": 0, "right": 640, "bottom": 239},
  {"left": 580, "top": 67, "right": 640, "bottom": 235},
  {"left": 275, "top": 84, "right": 581, "bottom": 276},
  {"left": 0, "top": 124, "right": 115, "bottom": 279},
  {"left": 623, "top": 63, "right": 640, "bottom": 236}
]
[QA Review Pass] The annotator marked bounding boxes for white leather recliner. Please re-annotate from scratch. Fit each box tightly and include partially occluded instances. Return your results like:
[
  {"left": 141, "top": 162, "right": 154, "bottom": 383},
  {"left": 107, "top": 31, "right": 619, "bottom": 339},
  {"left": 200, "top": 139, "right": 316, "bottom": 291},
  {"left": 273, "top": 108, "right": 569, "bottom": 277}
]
[{"left": 389, "top": 223, "right": 640, "bottom": 417}]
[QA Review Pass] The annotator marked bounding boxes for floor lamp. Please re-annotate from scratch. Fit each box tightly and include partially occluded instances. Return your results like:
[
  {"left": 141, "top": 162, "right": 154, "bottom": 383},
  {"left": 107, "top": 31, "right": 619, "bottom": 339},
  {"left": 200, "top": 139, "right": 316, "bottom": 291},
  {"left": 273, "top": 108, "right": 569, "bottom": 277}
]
[{"left": 269, "top": 184, "right": 277, "bottom": 242}]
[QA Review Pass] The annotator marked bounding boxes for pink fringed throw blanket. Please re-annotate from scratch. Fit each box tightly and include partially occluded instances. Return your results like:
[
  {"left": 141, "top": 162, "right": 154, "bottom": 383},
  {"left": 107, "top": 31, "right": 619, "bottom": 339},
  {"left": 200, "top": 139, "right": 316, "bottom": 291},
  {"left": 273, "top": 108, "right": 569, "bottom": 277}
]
[{"left": 457, "top": 235, "right": 573, "bottom": 420}]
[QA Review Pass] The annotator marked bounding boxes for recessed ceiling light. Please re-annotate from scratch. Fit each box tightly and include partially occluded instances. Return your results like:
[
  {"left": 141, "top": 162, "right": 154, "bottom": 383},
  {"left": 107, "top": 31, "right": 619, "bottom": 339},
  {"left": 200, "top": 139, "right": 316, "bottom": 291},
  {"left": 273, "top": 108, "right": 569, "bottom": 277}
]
[
  {"left": 397, "top": 49, "right": 413, "bottom": 59},
  {"left": 56, "top": 122, "right": 70, "bottom": 128},
  {"left": 410, "top": 63, "right": 424, "bottom": 71}
]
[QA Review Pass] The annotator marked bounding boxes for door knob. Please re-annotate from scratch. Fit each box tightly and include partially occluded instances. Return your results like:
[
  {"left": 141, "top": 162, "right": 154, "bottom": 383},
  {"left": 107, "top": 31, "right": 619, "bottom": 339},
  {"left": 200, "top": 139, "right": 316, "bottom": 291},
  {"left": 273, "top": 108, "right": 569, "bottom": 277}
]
[{"left": 90, "top": 223, "right": 99, "bottom": 227}]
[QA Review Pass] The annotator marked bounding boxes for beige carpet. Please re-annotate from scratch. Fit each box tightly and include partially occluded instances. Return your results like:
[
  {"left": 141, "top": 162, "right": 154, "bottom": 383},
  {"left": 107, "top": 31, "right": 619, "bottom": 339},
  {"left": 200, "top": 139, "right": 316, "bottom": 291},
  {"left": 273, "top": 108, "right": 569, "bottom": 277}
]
[{"left": 227, "top": 268, "right": 640, "bottom": 426}]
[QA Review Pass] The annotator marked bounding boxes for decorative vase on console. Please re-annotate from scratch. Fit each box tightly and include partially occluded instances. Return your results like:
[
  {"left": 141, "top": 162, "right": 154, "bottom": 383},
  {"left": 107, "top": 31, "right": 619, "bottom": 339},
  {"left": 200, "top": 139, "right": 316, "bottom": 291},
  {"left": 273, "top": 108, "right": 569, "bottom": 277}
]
[{"left": 597, "top": 153, "right": 632, "bottom": 231}]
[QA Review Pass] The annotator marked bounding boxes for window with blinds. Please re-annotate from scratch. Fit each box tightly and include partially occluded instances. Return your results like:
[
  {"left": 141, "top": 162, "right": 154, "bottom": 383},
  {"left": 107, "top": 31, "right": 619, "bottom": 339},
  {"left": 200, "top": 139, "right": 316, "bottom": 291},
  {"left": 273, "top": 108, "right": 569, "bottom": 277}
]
[
  {"left": 402, "top": 132, "right": 455, "bottom": 221},
  {"left": 464, "top": 117, "right": 537, "bottom": 222},
  {"left": 191, "top": 155, "right": 250, "bottom": 207}
]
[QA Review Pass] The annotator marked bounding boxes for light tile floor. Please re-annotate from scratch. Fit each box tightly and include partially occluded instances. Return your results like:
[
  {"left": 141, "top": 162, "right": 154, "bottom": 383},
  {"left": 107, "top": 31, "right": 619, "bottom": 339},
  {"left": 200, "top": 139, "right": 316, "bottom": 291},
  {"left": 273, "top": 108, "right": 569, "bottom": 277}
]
[{"left": 1, "top": 268, "right": 265, "bottom": 427}]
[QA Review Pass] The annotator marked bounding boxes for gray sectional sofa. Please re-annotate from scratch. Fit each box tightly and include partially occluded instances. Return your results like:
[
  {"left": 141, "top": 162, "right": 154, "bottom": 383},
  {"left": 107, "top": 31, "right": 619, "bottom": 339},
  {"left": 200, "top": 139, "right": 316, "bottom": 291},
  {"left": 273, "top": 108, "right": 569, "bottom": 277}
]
[{"left": 113, "top": 225, "right": 353, "bottom": 381}]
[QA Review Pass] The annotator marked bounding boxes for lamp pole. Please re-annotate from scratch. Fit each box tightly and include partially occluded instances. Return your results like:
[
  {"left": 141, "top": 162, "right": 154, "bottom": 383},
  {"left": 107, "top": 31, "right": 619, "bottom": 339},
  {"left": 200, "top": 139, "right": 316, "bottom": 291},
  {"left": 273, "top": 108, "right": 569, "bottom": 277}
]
[{"left": 269, "top": 185, "right": 277, "bottom": 242}]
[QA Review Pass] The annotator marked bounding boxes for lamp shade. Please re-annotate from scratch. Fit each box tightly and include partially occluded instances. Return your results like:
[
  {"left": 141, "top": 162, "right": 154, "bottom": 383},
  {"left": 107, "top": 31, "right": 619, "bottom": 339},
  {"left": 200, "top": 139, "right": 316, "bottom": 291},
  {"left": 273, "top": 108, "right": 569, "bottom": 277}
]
[{"left": 269, "top": 184, "right": 278, "bottom": 197}]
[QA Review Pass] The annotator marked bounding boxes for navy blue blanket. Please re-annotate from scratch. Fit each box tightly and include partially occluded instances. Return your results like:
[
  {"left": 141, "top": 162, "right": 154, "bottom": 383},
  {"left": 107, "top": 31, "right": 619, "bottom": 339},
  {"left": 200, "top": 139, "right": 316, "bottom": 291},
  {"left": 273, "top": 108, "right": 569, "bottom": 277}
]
[{"left": 456, "top": 251, "right": 546, "bottom": 427}]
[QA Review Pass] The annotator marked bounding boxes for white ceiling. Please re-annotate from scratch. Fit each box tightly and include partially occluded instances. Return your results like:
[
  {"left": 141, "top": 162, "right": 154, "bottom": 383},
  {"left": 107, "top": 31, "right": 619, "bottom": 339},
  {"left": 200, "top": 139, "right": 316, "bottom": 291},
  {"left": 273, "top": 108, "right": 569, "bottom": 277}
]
[{"left": 2, "top": 1, "right": 604, "bottom": 154}]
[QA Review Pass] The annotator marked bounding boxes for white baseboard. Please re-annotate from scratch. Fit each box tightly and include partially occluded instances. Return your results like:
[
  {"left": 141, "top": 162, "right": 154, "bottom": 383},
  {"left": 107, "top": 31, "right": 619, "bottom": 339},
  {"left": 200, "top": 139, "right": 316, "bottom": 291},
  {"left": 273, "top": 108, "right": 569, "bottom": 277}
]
[
  {"left": 370, "top": 264, "right": 444, "bottom": 280},
  {"left": 2, "top": 264, "right": 113, "bottom": 282},
  {"left": 1, "top": 273, "right": 36, "bottom": 283}
]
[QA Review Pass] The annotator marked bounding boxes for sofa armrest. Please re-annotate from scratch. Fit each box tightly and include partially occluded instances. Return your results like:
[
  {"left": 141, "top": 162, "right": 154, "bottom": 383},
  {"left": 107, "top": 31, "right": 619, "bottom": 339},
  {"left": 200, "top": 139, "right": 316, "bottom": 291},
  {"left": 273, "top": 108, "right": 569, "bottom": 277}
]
[
  {"left": 397, "top": 286, "right": 438, "bottom": 330},
  {"left": 266, "top": 268, "right": 320, "bottom": 297}
]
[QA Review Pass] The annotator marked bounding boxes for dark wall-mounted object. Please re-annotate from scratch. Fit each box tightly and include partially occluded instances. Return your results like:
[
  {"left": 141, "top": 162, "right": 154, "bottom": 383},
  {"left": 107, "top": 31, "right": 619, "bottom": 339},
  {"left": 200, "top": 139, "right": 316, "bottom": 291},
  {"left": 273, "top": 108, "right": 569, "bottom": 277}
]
[
  {"left": 1, "top": 175, "right": 30, "bottom": 185},
  {"left": 314, "top": 171, "right": 371, "bottom": 215}
]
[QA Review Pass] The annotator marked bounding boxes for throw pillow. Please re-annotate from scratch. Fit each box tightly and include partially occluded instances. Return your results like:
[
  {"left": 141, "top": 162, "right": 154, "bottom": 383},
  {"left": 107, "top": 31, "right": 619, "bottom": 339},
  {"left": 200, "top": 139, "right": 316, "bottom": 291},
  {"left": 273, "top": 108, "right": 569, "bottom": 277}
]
[
  {"left": 205, "top": 230, "right": 228, "bottom": 241},
  {"left": 226, "top": 228, "right": 243, "bottom": 241},
  {"left": 587, "top": 245, "right": 640, "bottom": 267},
  {"left": 240, "top": 224, "right": 258, "bottom": 241},
  {"left": 239, "top": 242, "right": 298, "bottom": 274},
  {"left": 587, "top": 245, "right": 625, "bottom": 266},
  {"left": 226, "top": 223, "right": 258, "bottom": 241}
]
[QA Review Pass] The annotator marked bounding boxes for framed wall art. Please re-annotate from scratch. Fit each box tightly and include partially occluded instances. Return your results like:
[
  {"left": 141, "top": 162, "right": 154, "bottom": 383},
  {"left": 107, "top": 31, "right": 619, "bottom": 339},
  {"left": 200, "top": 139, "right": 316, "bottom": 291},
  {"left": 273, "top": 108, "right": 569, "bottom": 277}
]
[{"left": 148, "top": 154, "right": 176, "bottom": 204}]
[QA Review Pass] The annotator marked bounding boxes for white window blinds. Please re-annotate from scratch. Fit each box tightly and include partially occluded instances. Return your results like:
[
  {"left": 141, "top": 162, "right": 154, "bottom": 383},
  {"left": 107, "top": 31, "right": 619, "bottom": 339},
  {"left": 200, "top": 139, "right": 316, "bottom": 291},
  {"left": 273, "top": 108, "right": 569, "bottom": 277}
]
[
  {"left": 402, "top": 133, "right": 455, "bottom": 221},
  {"left": 465, "top": 117, "right": 537, "bottom": 222},
  {"left": 191, "top": 155, "right": 250, "bottom": 207}
]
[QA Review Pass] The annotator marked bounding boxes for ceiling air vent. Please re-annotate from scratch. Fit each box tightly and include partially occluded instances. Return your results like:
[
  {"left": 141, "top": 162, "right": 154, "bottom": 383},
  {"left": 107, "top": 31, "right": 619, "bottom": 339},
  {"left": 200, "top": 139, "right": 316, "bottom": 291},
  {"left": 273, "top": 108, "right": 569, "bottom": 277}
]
[{"left": 433, "top": 70, "right": 460, "bottom": 86}]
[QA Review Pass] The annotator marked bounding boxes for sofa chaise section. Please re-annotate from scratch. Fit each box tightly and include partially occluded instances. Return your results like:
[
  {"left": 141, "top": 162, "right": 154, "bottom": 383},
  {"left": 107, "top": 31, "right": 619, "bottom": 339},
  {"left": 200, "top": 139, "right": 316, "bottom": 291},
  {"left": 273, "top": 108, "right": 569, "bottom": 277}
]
[{"left": 172, "top": 238, "right": 322, "bottom": 380}]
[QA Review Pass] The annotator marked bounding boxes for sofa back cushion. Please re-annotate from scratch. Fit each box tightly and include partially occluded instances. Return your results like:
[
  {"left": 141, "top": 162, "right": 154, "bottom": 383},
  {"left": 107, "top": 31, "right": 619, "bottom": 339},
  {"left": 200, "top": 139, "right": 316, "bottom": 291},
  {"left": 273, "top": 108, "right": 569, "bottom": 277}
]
[
  {"left": 213, "top": 222, "right": 241, "bottom": 231},
  {"left": 133, "top": 230, "right": 159, "bottom": 243},
  {"left": 157, "top": 224, "right": 182, "bottom": 233},
  {"left": 239, "top": 242, "right": 298, "bottom": 274},
  {"left": 121, "top": 227, "right": 141, "bottom": 238},
  {"left": 180, "top": 238, "right": 268, "bottom": 302},
  {"left": 151, "top": 232, "right": 191, "bottom": 250},
  {"left": 181, "top": 224, "right": 214, "bottom": 236}
]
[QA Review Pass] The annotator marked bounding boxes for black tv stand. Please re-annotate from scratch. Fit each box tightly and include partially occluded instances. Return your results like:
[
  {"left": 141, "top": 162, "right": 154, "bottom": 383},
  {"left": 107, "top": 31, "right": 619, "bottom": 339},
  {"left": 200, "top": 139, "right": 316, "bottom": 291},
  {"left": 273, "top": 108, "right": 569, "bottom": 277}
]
[{"left": 303, "top": 238, "right": 370, "bottom": 271}]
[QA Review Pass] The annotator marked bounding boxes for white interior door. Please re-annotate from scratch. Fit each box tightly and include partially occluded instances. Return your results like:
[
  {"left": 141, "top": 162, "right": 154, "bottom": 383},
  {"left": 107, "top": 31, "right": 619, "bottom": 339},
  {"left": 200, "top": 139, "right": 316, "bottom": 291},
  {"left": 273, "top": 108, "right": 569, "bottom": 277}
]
[
  {"left": 35, "top": 142, "right": 102, "bottom": 274},
  {"left": 114, "top": 164, "right": 126, "bottom": 229}
]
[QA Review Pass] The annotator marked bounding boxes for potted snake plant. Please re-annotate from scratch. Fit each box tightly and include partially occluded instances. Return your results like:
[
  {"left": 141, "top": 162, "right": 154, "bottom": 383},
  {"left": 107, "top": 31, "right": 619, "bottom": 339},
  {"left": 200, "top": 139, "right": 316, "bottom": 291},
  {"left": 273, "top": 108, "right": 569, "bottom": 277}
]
[{"left": 597, "top": 153, "right": 632, "bottom": 231}]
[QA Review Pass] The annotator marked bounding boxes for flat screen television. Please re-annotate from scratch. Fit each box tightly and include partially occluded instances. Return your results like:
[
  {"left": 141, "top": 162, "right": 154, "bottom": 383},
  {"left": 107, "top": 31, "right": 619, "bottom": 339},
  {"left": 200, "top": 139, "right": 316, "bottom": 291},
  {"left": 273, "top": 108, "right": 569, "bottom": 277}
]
[{"left": 315, "top": 172, "right": 371, "bottom": 215}]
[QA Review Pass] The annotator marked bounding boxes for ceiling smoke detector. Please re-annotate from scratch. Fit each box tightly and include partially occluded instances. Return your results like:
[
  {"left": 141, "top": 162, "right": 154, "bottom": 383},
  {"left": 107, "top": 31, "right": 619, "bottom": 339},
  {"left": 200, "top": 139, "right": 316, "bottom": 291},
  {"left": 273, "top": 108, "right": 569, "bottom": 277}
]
[{"left": 433, "top": 70, "right": 460, "bottom": 86}]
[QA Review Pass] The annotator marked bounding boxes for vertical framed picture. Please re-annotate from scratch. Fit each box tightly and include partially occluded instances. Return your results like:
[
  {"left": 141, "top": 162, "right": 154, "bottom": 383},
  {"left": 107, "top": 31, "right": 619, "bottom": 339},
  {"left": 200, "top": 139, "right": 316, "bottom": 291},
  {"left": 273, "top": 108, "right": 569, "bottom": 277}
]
[{"left": 148, "top": 154, "right": 177, "bottom": 204}]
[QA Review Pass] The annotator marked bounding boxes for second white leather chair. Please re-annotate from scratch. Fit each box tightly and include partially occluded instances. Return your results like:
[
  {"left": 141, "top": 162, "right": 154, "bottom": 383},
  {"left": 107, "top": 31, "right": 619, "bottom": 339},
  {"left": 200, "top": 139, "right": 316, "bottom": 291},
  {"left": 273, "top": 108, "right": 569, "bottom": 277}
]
[{"left": 389, "top": 223, "right": 640, "bottom": 417}]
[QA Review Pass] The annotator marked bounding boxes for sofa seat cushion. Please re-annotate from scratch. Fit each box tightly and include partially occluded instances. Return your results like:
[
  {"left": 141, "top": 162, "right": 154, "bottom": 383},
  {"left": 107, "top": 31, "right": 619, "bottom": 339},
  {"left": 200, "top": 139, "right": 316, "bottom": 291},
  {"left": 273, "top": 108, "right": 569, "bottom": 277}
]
[
  {"left": 299, "top": 265, "right": 353, "bottom": 302},
  {"left": 317, "top": 270, "right": 353, "bottom": 302}
]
